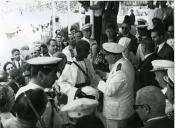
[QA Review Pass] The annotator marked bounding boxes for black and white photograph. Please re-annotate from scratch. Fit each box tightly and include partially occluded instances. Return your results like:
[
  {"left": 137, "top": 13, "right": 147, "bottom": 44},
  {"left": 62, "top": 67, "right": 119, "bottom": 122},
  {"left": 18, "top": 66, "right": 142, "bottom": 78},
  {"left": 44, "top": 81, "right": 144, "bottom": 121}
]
[{"left": 0, "top": 0, "right": 174, "bottom": 128}]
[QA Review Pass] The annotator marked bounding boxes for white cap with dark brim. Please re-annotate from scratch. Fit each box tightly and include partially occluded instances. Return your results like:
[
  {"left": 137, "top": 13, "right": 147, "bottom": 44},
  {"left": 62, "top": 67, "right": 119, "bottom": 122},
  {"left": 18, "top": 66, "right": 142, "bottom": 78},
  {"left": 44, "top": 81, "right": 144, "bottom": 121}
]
[
  {"left": 27, "top": 57, "right": 62, "bottom": 65},
  {"left": 102, "top": 42, "right": 125, "bottom": 54},
  {"left": 81, "top": 23, "right": 92, "bottom": 31},
  {"left": 150, "top": 60, "right": 174, "bottom": 72}
]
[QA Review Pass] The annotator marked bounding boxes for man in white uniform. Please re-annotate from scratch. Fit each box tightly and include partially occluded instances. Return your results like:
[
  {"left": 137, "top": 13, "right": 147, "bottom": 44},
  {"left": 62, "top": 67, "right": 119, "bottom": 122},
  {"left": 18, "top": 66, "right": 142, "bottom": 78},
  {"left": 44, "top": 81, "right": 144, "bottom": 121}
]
[{"left": 97, "top": 42, "right": 135, "bottom": 128}]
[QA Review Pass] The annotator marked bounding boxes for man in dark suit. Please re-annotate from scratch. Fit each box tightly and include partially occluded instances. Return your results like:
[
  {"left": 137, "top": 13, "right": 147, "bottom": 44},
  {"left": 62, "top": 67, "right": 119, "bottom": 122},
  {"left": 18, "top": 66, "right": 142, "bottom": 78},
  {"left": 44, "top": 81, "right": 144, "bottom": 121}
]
[
  {"left": 11, "top": 48, "right": 25, "bottom": 69},
  {"left": 137, "top": 38, "right": 160, "bottom": 90},
  {"left": 151, "top": 27, "right": 174, "bottom": 61},
  {"left": 135, "top": 86, "right": 173, "bottom": 128}
]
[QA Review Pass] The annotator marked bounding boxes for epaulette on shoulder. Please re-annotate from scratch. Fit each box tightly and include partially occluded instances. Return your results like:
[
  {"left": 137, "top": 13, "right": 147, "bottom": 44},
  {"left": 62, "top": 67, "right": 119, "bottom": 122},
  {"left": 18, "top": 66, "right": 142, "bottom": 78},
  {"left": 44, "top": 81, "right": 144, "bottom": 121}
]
[
  {"left": 67, "top": 61, "right": 72, "bottom": 65},
  {"left": 116, "top": 63, "right": 122, "bottom": 71}
]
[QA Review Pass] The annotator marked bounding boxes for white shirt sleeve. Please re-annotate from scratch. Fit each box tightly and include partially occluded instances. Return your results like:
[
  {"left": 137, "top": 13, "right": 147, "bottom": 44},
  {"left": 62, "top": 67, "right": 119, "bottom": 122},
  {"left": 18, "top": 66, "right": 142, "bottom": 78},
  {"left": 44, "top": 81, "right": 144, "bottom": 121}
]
[{"left": 98, "top": 71, "right": 126, "bottom": 97}]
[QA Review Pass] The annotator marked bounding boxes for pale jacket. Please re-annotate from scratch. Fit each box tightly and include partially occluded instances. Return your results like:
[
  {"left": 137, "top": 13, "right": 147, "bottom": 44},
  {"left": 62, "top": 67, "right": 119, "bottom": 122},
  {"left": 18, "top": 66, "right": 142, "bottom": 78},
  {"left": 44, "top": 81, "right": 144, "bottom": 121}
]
[{"left": 98, "top": 57, "right": 135, "bottom": 120}]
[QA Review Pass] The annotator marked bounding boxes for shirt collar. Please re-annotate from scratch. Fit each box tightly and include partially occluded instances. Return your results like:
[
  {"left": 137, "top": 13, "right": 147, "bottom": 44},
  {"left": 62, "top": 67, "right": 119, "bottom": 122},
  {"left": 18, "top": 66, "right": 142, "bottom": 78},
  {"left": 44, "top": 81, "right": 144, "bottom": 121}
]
[
  {"left": 157, "top": 42, "right": 165, "bottom": 52},
  {"left": 147, "top": 115, "right": 167, "bottom": 122},
  {"left": 144, "top": 52, "right": 153, "bottom": 59}
]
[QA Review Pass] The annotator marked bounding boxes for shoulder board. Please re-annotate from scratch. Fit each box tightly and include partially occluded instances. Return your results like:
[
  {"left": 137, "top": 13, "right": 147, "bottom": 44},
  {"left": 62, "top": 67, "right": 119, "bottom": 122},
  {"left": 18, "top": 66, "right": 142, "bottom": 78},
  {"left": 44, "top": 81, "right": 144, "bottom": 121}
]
[
  {"left": 116, "top": 63, "right": 122, "bottom": 71},
  {"left": 67, "top": 61, "right": 72, "bottom": 65}
]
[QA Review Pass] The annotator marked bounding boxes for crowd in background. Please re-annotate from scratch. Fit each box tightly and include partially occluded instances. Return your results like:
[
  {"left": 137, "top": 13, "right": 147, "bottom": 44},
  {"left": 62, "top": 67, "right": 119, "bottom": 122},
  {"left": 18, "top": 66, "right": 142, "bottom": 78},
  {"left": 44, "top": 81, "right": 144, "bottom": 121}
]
[{"left": 0, "top": 1, "right": 174, "bottom": 128}]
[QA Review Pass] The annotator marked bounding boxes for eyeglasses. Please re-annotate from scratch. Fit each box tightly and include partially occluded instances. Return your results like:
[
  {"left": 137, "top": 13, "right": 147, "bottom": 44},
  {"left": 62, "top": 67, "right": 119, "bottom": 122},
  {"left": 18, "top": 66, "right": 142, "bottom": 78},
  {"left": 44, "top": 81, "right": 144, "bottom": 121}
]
[{"left": 133, "top": 104, "right": 151, "bottom": 111}]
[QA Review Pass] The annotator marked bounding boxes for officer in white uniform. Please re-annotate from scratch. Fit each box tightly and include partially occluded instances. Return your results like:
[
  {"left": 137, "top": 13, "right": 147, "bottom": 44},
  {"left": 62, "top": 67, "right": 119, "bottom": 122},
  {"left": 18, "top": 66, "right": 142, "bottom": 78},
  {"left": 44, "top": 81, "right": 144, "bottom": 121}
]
[{"left": 97, "top": 42, "right": 135, "bottom": 128}]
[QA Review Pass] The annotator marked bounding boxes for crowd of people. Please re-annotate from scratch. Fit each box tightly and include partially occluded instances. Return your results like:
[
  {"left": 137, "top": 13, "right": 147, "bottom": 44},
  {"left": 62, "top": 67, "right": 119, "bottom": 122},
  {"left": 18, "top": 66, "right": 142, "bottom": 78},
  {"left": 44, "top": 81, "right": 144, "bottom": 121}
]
[{"left": 0, "top": 1, "right": 174, "bottom": 128}]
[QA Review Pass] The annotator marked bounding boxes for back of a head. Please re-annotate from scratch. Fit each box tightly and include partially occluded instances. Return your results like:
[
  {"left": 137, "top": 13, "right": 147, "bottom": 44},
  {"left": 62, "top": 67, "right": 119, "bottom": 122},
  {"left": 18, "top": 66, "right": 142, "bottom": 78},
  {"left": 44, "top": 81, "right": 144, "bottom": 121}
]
[
  {"left": 20, "top": 45, "right": 29, "bottom": 51},
  {"left": 141, "top": 37, "right": 155, "bottom": 53},
  {"left": 136, "top": 86, "right": 166, "bottom": 114},
  {"left": 8, "top": 68, "right": 22, "bottom": 79},
  {"left": 75, "top": 115, "right": 105, "bottom": 128},
  {"left": 0, "top": 84, "right": 14, "bottom": 113},
  {"left": 0, "top": 70, "right": 8, "bottom": 82},
  {"left": 14, "top": 89, "right": 47, "bottom": 121},
  {"left": 76, "top": 40, "right": 90, "bottom": 53}
]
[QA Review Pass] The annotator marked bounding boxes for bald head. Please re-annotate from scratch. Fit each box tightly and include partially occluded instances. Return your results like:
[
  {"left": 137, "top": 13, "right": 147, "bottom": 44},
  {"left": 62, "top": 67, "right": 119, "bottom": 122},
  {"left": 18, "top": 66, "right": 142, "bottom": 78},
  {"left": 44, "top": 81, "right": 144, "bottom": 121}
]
[{"left": 136, "top": 86, "right": 166, "bottom": 115}]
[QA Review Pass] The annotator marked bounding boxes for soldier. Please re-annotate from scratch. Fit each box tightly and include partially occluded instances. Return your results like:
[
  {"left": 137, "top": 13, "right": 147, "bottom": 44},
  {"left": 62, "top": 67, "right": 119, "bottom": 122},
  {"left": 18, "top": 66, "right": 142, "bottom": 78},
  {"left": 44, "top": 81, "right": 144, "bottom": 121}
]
[
  {"left": 97, "top": 42, "right": 135, "bottom": 128},
  {"left": 14, "top": 57, "right": 63, "bottom": 128}
]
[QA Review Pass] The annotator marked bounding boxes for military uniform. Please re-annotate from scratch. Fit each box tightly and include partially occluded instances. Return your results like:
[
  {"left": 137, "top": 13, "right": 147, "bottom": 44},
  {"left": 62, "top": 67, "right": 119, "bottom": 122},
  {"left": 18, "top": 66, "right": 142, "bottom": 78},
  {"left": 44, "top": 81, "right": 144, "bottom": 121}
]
[{"left": 98, "top": 43, "right": 135, "bottom": 128}]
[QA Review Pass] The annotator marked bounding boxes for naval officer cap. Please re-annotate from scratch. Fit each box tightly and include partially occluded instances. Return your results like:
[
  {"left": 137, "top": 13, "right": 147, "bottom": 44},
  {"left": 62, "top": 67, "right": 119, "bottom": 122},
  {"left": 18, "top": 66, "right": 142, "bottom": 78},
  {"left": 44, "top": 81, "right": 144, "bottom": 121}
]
[
  {"left": 27, "top": 57, "right": 62, "bottom": 66},
  {"left": 61, "top": 98, "right": 99, "bottom": 118},
  {"left": 151, "top": 60, "right": 174, "bottom": 72},
  {"left": 102, "top": 42, "right": 125, "bottom": 55},
  {"left": 81, "top": 23, "right": 92, "bottom": 31}
]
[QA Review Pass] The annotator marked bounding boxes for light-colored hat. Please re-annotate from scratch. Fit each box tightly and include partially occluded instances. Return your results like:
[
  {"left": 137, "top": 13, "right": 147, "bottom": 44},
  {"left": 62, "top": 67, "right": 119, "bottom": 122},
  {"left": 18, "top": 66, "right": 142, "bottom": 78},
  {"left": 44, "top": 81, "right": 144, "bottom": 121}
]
[
  {"left": 81, "top": 86, "right": 99, "bottom": 100},
  {"left": 151, "top": 60, "right": 174, "bottom": 72},
  {"left": 136, "top": 24, "right": 148, "bottom": 29},
  {"left": 163, "top": 68, "right": 174, "bottom": 87},
  {"left": 102, "top": 42, "right": 125, "bottom": 54},
  {"left": 61, "top": 98, "right": 98, "bottom": 118},
  {"left": 27, "top": 57, "right": 62, "bottom": 65},
  {"left": 81, "top": 23, "right": 92, "bottom": 31},
  {"left": 118, "top": 37, "right": 131, "bottom": 49}
]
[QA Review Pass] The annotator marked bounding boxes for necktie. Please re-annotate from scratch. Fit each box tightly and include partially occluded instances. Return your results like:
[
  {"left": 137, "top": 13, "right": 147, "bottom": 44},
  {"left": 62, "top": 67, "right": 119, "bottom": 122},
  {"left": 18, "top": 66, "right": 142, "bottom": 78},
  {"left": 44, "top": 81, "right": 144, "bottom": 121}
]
[{"left": 17, "top": 61, "right": 20, "bottom": 68}]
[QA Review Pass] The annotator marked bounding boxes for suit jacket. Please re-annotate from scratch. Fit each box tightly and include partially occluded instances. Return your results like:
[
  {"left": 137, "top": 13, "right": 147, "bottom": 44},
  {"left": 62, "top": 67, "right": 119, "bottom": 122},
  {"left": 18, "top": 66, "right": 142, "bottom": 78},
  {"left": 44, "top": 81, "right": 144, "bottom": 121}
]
[
  {"left": 138, "top": 53, "right": 160, "bottom": 89},
  {"left": 11, "top": 59, "right": 25, "bottom": 69},
  {"left": 157, "top": 42, "right": 174, "bottom": 61},
  {"left": 143, "top": 117, "right": 173, "bottom": 128}
]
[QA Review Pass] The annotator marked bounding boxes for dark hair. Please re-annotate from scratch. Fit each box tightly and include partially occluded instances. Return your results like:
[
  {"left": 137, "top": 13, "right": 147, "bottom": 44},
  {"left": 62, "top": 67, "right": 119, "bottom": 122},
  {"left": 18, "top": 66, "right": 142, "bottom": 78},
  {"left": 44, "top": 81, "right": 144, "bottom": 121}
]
[
  {"left": 105, "top": 23, "right": 117, "bottom": 31},
  {"left": 123, "top": 15, "right": 131, "bottom": 25},
  {"left": 141, "top": 37, "right": 155, "bottom": 53},
  {"left": 8, "top": 68, "right": 22, "bottom": 79},
  {"left": 11, "top": 48, "right": 20, "bottom": 55},
  {"left": 30, "top": 64, "right": 59, "bottom": 77},
  {"left": 70, "top": 25, "right": 77, "bottom": 31},
  {"left": 46, "top": 39, "right": 57, "bottom": 46},
  {"left": 75, "top": 115, "right": 105, "bottom": 128},
  {"left": 40, "top": 43, "right": 47, "bottom": 49},
  {"left": 0, "top": 85, "right": 14, "bottom": 112},
  {"left": 151, "top": 27, "right": 165, "bottom": 37},
  {"left": 14, "top": 89, "right": 47, "bottom": 120},
  {"left": 3, "top": 62, "right": 14, "bottom": 72},
  {"left": 76, "top": 40, "right": 90, "bottom": 54},
  {"left": 76, "top": 31, "right": 83, "bottom": 37}
]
